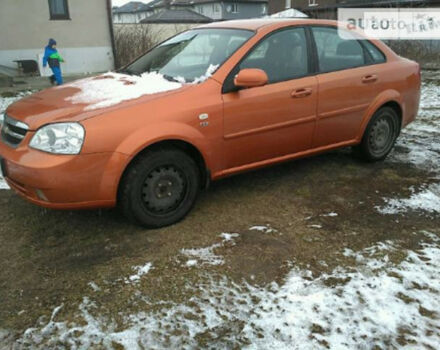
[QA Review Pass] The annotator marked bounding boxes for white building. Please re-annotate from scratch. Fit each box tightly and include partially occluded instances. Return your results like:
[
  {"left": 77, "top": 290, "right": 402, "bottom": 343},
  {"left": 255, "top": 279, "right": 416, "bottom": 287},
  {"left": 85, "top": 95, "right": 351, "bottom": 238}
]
[
  {"left": 0, "top": 0, "right": 115, "bottom": 76},
  {"left": 113, "top": 2, "right": 154, "bottom": 24}
]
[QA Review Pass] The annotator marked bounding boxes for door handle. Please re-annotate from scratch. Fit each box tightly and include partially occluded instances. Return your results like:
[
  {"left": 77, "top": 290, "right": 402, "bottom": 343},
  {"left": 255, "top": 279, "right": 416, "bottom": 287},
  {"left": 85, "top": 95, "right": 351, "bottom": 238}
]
[
  {"left": 291, "top": 88, "right": 313, "bottom": 98},
  {"left": 362, "top": 74, "right": 378, "bottom": 83}
]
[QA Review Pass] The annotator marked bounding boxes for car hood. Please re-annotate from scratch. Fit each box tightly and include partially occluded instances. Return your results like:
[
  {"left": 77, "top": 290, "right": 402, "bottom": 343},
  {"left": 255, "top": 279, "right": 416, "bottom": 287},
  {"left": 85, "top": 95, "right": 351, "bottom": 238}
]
[{"left": 5, "top": 72, "right": 192, "bottom": 131}]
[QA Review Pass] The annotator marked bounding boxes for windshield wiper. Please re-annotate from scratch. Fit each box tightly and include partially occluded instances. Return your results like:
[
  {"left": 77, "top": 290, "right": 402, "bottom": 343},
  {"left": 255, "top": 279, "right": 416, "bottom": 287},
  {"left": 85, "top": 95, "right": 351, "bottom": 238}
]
[{"left": 163, "top": 74, "right": 181, "bottom": 83}]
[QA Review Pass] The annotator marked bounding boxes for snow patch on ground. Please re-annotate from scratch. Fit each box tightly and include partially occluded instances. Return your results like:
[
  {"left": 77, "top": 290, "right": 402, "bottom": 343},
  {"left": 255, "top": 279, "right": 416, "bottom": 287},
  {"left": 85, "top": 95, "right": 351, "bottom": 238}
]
[
  {"left": 181, "top": 233, "right": 239, "bottom": 267},
  {"left": 381, "top": 81, "right": 440, "bottom": 215},
  {"left": 182, "top": 244, "right": 224, "bottom": 267},
  {"left": 0, "top": 92, "right": 32, "bottom": 115},
  {"left": 87, "top": 282, "right": 101, "bottom": 292},
  {"left": 377, "top": 183, "right": 440, "bottom": 215},
  {"left": 389, "top": 82, "right": 440, "bottom": 173},
  {"left": 321, "top": 212, "right": 338, "bottom": 217},
  {"left": 14, "top": 235, "right": 440, "bottom": 349},
  {"left": 125, "top": 263, "right": 153, "bottom": 284},
  {"left": 309, "top": 224, "right": 323, "bottom": 229},
  {"left": 249, "top": 225, "right": 277, "bottom": 233}
]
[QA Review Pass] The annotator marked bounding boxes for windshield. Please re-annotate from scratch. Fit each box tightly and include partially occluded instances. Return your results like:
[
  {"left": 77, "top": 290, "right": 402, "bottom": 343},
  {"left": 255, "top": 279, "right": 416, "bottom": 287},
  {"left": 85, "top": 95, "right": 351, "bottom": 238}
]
[{"left": 124, "top": 28, "right": 254, "bottom": 83}]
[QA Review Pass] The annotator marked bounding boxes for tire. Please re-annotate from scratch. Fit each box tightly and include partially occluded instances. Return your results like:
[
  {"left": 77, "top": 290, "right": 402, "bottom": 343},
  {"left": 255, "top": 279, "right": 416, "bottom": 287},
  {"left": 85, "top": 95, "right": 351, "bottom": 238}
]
[
  {"left": 119, "top": 148, "right": 200, "bottom": 228},
  {"left": 356, "top": 106, "right": 400, "bottom": 162}
]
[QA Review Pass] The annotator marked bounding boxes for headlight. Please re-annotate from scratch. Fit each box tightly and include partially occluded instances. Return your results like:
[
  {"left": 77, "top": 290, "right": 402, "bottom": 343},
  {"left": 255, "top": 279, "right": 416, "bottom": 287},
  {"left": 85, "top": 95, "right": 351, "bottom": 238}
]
[{"left": 30, "top": 123, "right": 85, "bottom": 154}]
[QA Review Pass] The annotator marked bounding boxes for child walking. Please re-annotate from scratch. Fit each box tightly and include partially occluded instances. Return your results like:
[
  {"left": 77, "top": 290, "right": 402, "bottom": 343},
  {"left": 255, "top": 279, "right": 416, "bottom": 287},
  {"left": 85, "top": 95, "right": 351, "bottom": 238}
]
[{"left": 43, "top": 38, "right": 65, "bottom": 85}]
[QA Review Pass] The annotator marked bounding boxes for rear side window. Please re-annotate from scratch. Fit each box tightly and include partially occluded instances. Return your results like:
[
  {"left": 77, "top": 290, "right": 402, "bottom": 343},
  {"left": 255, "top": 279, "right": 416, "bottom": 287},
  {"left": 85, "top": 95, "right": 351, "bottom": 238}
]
[
  {"left": 311, "top": 26, "right": 365, "bottom": 73},
  {"left": 363, "top": 41, "right": 386, "bottom": 64},
  {"left": 239, "top": 27, "right": 309, "bottom": 84}
]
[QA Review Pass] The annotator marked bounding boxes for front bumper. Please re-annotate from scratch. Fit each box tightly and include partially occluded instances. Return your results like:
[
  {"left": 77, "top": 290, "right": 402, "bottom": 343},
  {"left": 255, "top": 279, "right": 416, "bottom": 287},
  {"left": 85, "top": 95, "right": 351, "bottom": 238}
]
[{"left": 0, "top": 137, "right": 130, "bottom": 210}]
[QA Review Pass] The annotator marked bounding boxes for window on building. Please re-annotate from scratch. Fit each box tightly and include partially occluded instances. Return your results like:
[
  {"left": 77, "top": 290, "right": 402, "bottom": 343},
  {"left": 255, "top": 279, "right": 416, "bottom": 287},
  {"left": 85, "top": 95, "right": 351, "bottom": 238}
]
[
  {"left": 48, "top": 0, "right": 70, "bottom": 20},
  {"left": 311, "top": 26, "right": 365, "bottom": 72},
  {"left": 212, "top": 4, "right": 220, "bottom": 12},
  {"left": 308, "top": 0, "right": 318, "bottom": 7},
  {"left": 262, "top": 4, "right": 267, "bottom": 15},
  {"left": 231, "top": 3, "right": 239, "bottom": 13},
  {"left": 285, "top": 0, "right": 292, "bottom": 9},
  {"left": 198, "top": 5, "right": 204, "bottom": 14},
  {"left": 239, "top": 28, "right": 309, "bottom": 84}
]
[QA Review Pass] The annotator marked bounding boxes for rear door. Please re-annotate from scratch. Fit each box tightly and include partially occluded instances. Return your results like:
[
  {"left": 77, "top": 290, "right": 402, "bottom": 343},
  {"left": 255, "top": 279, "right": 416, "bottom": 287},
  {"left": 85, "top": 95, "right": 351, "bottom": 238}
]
[
  {"left": 222, "top": 27, "right": 318, "bottom": 169},
  {"left": 310, "top": 26, "right": 386, "bottom": 148}
]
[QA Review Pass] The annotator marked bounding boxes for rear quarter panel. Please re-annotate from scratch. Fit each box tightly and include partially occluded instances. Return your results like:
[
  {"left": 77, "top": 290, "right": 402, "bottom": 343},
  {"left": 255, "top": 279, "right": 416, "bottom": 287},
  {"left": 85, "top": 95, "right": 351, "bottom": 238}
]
[{"left": 358, "top": 55, "right": 420, "bottom": 139}]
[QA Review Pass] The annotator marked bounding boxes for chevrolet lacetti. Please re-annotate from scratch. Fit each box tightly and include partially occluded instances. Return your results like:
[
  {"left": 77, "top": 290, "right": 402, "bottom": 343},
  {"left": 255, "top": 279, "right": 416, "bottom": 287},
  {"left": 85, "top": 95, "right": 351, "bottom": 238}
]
[{"left": 0, "top": 19, "right": 421, "bottom": 228}]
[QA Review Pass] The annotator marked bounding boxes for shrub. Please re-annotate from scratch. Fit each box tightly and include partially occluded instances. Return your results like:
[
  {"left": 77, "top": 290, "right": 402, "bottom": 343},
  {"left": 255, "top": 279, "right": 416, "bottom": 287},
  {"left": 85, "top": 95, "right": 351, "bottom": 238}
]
[{"left": 114, "top": 25, "right": 156, "bottom": 68}]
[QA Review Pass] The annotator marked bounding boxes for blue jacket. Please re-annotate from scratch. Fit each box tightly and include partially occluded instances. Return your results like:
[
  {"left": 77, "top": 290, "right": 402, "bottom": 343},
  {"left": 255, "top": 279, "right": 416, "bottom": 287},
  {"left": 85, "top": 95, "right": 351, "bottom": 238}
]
[{"left": 43, "top": 39, "right": 63, "bottom": 68}]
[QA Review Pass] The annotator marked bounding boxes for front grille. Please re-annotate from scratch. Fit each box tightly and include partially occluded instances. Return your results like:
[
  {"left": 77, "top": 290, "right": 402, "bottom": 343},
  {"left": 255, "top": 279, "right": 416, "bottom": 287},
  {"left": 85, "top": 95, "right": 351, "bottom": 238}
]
[{"left": 1, "top": 114, "right": 29, "bottom": 147}]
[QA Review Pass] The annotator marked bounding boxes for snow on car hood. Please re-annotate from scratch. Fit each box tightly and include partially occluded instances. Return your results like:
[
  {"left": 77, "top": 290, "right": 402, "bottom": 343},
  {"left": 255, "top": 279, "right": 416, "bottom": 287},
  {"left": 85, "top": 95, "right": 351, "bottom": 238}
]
[
  {"left": 64, "top": 72, "right": 183, "bottom": 111},
  {"left": 64, "top": 65, "right": 219, "bottom": 111},
  {"left": 4, "top": 66, "right": 218, "bottom": 131}
]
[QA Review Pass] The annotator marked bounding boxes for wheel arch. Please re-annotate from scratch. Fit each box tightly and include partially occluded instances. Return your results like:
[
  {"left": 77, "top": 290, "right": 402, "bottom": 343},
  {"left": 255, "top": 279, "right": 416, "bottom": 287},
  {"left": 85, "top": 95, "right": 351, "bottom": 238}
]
[
  {"left": 117, "top": 138, "right": 211, "bottom": 202},
  {"left": 379, "top": 100, "right": 403, "bottom": 132},
  {"left": 358, "top": 90, "right": 404, "bottom": 141}
]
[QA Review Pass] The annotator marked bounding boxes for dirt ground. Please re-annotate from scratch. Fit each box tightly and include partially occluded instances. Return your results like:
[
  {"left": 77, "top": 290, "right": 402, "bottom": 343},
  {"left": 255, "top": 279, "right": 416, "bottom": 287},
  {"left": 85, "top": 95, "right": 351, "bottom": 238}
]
[{"left": 0, "top": 74, "right": 439, "bottom": 349}]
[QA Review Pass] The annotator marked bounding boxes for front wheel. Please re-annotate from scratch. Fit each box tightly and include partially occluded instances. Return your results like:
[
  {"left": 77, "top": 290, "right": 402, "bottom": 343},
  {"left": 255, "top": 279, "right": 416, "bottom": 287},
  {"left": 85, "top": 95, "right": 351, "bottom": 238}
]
[
  {"left": 119, "top": 149, "right": 200, "bottom": 228},
  {"left": 356, "top": 106, "right": 400, "bottom": 162}
]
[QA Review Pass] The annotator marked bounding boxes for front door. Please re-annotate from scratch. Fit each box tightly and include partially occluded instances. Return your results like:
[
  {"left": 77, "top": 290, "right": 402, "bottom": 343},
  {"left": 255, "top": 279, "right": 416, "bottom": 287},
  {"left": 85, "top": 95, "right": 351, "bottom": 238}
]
[{"left": 221, "top": 27, "right": 318, "bottom": 169}]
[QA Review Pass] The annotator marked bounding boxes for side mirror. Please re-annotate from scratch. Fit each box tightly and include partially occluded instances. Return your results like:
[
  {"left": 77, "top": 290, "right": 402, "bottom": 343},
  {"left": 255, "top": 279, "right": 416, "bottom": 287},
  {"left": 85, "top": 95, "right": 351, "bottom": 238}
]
[{"left": 234, "top": 69, "right": 268, "bottom": 89}]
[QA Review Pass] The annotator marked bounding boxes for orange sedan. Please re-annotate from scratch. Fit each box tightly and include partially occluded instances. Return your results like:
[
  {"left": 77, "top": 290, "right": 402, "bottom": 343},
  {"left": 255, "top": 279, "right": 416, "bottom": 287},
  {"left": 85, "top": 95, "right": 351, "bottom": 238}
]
[{"left": 0, "top": 19, "right": 421, "bottom": 227}]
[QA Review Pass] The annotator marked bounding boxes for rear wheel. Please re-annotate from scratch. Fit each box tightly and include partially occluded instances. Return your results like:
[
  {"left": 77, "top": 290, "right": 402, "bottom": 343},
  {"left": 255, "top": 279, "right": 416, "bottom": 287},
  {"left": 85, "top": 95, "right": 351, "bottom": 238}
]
[
  {"left": 356, "top": 106, "right": 400, "bottom": 162},
  {"left": 119, "top": 148, "right": 200, "bottom": 228}
]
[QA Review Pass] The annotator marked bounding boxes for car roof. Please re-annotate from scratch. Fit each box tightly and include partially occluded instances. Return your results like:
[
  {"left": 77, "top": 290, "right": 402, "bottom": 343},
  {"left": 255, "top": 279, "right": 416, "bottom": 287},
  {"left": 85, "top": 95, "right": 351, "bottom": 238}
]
[{"left": 198, "top": 18, "right": 339, "bottom": 31}]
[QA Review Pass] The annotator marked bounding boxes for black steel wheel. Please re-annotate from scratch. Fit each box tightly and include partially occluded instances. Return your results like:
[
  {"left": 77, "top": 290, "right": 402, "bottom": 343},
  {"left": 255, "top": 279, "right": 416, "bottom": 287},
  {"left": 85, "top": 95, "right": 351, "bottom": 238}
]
[
  {"left": 119, "top": 148, "right": 200, "bottom": 228},
  {"left": 356, "top": 107, "right": 400, "bottom": 161}
]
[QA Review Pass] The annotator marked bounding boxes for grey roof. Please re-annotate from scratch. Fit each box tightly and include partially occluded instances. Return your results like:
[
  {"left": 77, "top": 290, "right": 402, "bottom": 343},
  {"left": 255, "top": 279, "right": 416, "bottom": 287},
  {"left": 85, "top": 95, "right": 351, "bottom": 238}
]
[
  {"left": 152, "top": 0, "right": 267, "bottom": 7},
  {"left": 140, "top": 9, "right": 213, "bottom": 23},
  {"left": 113, "top": 1, "right": 152, "bottom": 13},
  {"left": 190, "top": 0, "right": 267, "bottom": 3}
]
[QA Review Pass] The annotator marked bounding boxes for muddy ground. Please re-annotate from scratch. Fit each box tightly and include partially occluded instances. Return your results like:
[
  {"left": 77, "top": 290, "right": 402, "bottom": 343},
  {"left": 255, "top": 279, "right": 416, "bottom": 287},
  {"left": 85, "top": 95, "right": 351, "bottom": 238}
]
[{"left": 0, "top": 74, "right": 439, "bottom": 349}]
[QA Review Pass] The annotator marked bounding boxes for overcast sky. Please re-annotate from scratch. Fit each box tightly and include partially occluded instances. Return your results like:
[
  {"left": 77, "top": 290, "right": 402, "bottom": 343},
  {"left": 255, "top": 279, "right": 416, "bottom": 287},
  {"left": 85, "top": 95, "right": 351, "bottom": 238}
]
[{"left": 112, "top": 0, "right": 151, "bottom": 6}]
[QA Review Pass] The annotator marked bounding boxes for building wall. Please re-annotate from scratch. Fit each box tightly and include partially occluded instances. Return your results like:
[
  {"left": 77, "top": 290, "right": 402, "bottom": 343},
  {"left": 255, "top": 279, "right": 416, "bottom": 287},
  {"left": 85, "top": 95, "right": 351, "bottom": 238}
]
[
  {"left": 0, "top": 0, "right": 114, "bottom": 75},
  {"left": 221, "top": 1, "right": 268, "bottom": 19},
  {"left": 195, "top": 3, "right": 223, "bottom": 20},
  {"left": 268, "top": 0, "right": 288, "bottom": 14},
  {"left": 113, "top": 11, "right": 153, "bottom": 24},
  {"left": 268, "top": 0, "right": 336, "bottom": 16}
]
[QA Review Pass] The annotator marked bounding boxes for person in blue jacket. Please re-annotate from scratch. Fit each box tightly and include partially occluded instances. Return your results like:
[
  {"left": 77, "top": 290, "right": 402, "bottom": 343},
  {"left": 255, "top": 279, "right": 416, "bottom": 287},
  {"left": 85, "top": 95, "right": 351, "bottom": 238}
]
[{"left": 43, "top": 38, "right": 65, "bottom": 85}]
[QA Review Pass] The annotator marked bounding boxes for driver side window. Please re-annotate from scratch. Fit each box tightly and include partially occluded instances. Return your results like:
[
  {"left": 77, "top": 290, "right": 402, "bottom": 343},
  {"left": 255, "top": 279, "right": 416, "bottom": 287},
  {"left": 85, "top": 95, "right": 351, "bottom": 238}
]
[{"left": 240, "top": 27, "right": 309, "bottom": 84}]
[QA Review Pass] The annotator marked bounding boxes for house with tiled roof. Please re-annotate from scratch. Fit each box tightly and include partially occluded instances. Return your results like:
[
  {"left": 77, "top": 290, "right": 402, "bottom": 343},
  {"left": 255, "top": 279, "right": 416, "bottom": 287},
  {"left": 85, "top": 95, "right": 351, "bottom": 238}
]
[
  {"left": 114, "top": 0, "right": 269, "bottom": 23},
  {"left": 113, "top": 1, "right": 154, "bottom": 23},
  {"left": 140, "top": 9, "right": 213, "bottom": 23},
  {"left": 154, "top": 0, "right": 269, "bottom": 20}
]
